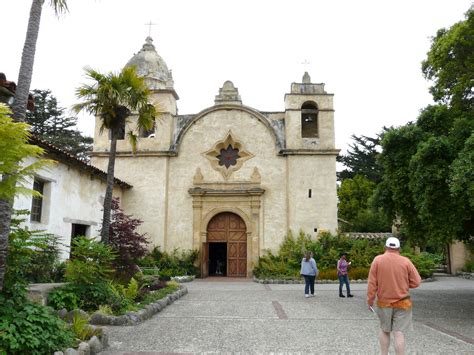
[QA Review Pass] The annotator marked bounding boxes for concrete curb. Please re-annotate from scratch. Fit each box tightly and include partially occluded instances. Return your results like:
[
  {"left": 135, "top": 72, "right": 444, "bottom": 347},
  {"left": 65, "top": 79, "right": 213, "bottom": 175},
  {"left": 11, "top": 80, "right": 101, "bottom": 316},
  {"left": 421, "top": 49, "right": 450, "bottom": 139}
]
[{"left": 89, "top": 285, "right": 187, "bottom": 326}]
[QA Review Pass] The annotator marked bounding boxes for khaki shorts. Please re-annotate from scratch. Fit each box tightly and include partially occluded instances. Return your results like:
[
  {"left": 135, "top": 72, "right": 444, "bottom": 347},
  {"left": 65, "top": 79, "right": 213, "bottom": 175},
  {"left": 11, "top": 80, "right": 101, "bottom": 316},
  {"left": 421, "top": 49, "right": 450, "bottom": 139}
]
[{"left": 376, "top": 306, "right": 413, "bottom": 332}]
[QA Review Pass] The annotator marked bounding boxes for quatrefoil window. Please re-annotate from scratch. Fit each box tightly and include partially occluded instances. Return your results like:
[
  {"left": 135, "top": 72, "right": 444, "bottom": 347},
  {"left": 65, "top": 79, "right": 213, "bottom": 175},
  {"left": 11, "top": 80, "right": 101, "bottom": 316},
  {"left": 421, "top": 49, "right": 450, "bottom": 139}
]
[
  {"left": 217, "top": 145, "right": 240, "bottom": 168},
  {"left": 203, "top": 131, "right": 254, "bottom": 179}
]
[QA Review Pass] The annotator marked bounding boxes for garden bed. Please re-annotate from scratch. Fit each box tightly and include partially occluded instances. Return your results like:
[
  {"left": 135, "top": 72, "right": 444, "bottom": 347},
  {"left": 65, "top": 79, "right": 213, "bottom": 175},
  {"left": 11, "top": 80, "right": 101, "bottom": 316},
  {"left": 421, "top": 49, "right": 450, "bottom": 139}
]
[{"left": 87, "top": 285, "right": 187, "bottom": 326}]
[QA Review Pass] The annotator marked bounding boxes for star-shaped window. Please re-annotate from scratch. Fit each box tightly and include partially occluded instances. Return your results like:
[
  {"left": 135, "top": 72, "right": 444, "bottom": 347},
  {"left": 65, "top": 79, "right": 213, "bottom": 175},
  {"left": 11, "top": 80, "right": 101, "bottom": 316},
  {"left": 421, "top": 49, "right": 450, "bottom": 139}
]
[
  {"left": 217, "top": 145, "right": 240, "bottom": 168},
  {"left": 203, "top": 131, "right": 254, "bottom": 180}
]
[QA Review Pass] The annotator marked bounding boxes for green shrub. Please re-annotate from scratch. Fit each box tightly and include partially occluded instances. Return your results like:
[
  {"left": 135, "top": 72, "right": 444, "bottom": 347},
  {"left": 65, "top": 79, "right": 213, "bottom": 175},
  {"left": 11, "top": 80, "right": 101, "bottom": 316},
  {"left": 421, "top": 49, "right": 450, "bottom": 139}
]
[
  {"left": 66, "top": 237, "right": 116, "bottom": 285},
  {"left": 3, "top": 211, "right": 47, "bottom": 302},
  {"left": 0, "top": 212, "right": 74, "bottom": 354},
  {"left": 317, "top": 269, "right": 338, "bottom": 280},
  {"left": 401, "top": 251, "right": 437, "bottom": 278},
  {"left": 107, "top": 278, "right": 141, "bottom": 314},
  {"left": 138, "top": 247, "right": 199, "bottom": 276},
  {"left": 141, "top": 267, "right": 161, "bottom": 276},
  {"left": 462, "top": 260, "right": 474, "bottom": 272},
  {"left": 71, "top": 312, "right": 102, "bottom": 341},
  {"left": 140, "top": 282, "right": 180, "bottom": 306},
  {"left": 348, "top": 267, "right": 370, "bottom": 280},
  {"left": 47, "top": 285, "right": 80, "bottom": 311},
  {"left": 97, "top": 305, "right": 114, "bottom": 315},
  {"left": 254, "top": 230, "right": 435, "bottom": 280},
  {"left": 48, "top": 283, "right": 117, "bottom": 312},
  {"left": 25, "top": 233, "right": 63, "bottom": 283},
  {"left": 0, "top": 301, "right": 74, "bottom": 354}
]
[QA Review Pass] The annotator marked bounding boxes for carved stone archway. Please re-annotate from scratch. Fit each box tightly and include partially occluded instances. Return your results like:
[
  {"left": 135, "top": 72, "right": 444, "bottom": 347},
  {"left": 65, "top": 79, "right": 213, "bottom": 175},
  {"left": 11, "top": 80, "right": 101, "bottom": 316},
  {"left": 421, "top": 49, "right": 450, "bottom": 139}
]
[{"left": 189, "top": 169, "right": 264, "bottom": 278}]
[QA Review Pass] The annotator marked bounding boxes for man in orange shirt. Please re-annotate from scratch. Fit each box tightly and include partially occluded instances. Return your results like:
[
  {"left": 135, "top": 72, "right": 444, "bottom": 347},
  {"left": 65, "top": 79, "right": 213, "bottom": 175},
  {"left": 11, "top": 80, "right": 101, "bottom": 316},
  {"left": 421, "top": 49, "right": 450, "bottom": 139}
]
[{"left": 367, "top": 237, "right": 421, "bottom": 355}]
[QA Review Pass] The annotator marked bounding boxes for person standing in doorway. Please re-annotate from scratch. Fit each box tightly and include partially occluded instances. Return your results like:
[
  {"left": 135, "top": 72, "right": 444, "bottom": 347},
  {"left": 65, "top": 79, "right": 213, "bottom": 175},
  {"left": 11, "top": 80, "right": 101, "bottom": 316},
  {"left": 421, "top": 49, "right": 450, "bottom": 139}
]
[
  {"left": 337, "top": 252, "right": 353, "bottom": 298},
  {"left": 301, "top": 251, "right": 318, "bottom": 298},
  {"left": 367, "top": 237, "right": 421, "bottom": 355}
]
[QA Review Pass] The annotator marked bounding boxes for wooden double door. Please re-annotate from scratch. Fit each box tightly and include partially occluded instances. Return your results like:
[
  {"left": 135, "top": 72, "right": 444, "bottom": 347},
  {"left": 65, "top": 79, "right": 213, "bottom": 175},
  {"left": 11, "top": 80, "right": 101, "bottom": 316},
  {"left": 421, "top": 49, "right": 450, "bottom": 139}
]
[{"left": 203, "top": 212, "right": 247, "bottom": 277}]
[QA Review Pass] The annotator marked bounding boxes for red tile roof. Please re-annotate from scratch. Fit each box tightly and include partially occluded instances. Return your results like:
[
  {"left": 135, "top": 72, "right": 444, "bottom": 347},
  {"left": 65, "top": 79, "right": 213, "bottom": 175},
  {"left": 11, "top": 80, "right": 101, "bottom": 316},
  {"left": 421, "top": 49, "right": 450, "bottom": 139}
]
[{"left": 30, "top": 135, "right": 132, "bottom": 189}]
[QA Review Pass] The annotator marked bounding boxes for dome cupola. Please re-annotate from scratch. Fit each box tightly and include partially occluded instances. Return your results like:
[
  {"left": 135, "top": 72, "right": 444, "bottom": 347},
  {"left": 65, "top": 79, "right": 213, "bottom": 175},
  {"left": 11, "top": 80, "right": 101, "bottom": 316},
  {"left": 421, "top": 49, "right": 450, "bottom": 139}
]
[{"left": 125, "top": 36, "right": 174, "bottom": 91}]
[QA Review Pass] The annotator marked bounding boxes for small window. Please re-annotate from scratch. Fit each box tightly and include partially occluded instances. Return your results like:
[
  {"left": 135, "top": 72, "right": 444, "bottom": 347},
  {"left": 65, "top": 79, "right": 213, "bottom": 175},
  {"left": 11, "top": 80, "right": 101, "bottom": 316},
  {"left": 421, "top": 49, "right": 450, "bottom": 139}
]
[
  {"left": 31, "top": 179, "right": 44, "bottom": 222},
  {"left": 70, "top": 224, "right": 89, "bottom": 258},
  {"left": 139, "top": 121, "right": 156, "bottom": 138},
  {"left": 301, "top": 101, "right": 318, "bottom": 138}
]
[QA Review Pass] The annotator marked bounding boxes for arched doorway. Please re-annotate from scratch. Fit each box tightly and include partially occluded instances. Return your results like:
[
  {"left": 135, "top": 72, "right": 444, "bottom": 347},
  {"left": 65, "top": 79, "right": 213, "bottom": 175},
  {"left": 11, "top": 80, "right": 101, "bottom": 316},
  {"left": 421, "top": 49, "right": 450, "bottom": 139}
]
[{"left": 203, "top": 212, "right": 247, "bottom": 277}]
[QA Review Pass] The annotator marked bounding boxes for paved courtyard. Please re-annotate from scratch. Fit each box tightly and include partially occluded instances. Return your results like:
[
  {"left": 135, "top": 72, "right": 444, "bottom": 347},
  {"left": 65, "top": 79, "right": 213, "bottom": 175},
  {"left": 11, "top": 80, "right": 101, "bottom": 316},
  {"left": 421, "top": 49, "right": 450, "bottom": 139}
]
[{"left": 100, "top": 276, "right": 474, "bottom": 354}]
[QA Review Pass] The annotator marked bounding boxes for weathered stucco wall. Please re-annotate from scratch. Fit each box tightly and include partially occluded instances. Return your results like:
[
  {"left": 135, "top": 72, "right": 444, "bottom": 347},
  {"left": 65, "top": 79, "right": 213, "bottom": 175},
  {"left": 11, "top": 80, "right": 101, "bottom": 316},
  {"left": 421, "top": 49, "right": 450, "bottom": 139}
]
[
  {"left": 14, "top": 157, "right": 123, "bottom": 260},
  {"left": 166, "top": 108, "right": 288, "bottom": 252},
  {"left": 287, "top": 155, "right": 338, "bottom": 236}
]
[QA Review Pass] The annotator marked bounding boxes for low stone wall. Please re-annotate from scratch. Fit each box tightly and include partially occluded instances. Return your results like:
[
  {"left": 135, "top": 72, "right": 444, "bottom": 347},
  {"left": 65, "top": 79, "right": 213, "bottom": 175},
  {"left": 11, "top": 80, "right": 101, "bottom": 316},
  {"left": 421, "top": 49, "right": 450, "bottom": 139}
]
[
  {"left": 171, "top": 275, "right": 195, "bottom": 282},
  {"left": 53, "top": 333, "right": 108, "bottom": 355},
  {"left": 253, "top": 277, "right": 368, "bottom": 284},
  {"left": 253, "top": 277, "right": 435, "bottom": 284},
  {"left": 28, "top": 282, "right": 65, "bottom": 305},
  {"left": 89, "top": 285, "right": 187, "bottom": 326},
  {"left": 457, "top": 272, "right": 474, "bottom": 280}
]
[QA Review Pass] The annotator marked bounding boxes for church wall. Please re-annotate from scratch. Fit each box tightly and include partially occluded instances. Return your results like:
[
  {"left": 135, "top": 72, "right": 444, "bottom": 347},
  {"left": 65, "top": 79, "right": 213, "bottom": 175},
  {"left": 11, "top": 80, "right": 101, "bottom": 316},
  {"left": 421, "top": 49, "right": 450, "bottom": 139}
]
[
  {"left": 287, "top": 155, "right": 338, "bottom": 236},
  {"left": 13, "top": 156, "right": 124, "bottom": 260},
  {"left": 166, "top": 108, "right": 288, "bottom": 252},
  {"left": 100, "top": 156, "right": 169, "bottom": 250}
]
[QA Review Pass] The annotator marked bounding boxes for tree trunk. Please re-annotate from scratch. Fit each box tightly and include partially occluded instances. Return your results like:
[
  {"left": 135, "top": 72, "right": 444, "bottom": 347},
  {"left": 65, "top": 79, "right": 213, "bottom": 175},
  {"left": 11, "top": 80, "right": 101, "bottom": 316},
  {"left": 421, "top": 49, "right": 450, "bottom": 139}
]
[
  {"left": 1, "top": 0, "right": 44, "bottom": 291},
  {"left": 12, "top": 0, "right": 44, "bottom": 122},
  {"left": 100, "top": 130, "right": 118, "bottom": 244},
  {"left": 0, "top": 192, "right": 13, "bottom": 291}
]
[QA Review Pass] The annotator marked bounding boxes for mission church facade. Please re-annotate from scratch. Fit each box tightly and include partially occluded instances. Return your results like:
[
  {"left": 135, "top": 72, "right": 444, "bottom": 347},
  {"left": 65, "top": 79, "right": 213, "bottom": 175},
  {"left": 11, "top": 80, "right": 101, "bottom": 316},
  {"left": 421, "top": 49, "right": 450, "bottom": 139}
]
[{"left": 89, "top": 37, "right": 339, "bottom": 277}]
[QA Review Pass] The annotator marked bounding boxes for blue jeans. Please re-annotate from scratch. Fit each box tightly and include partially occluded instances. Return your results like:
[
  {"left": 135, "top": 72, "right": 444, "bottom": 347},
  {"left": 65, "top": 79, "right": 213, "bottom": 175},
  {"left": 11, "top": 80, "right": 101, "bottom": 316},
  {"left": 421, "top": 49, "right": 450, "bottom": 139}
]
[
  {"left": 338, "top": 274, "right": 351, "bottom": 295},
  {"left": 303, "top": 275, "right": 315, "bottom": 295}
]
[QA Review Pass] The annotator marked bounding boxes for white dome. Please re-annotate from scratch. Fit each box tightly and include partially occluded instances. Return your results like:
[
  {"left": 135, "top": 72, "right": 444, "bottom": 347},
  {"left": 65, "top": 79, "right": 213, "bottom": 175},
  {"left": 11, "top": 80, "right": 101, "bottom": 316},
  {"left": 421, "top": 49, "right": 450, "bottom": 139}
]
[{"left": 125, "top": 37, "right": 174, "bottom": 90}]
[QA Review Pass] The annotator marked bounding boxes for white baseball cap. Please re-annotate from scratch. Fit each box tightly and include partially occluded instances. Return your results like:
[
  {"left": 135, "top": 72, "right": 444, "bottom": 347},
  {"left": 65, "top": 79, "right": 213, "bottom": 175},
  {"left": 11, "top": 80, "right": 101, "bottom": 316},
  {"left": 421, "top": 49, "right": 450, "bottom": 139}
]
[{"left": 385, "top": 237, "right": 400, "bottom": 249}]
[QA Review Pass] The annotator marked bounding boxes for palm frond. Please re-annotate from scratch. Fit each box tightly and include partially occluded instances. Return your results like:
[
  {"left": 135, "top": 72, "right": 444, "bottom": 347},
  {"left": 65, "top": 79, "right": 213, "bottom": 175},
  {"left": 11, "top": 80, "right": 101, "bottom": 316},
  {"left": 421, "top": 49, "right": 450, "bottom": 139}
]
[
  {"left": 50, "top": 0, "right": 69, "bottom": 16},
  {"left": 127, "top": 131, "right": 138, "bottom": 154}
]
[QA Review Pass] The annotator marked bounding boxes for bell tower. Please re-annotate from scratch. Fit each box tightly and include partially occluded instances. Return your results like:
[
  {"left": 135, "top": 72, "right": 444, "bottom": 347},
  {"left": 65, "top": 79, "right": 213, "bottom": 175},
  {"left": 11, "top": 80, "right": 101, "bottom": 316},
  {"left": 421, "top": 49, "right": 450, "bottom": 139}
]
[
  {"left": 284, "top": 72, "right": 335, "bottom": 151},
  {"left": 283, "top": 72, "right": 339, "bottom": 235}
]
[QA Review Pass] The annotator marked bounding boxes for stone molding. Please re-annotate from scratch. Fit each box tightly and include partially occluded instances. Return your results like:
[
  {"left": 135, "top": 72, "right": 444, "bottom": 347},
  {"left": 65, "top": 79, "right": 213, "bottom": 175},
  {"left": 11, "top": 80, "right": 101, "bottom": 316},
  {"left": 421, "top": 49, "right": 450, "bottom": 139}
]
[
  {"left": 278, "top": 149, "right": 340, "bottom": 156},
  {"left": 171, "top": 104, "right": 285, "bottom": 153},
  {"left": 90, "top": 150, "right": 177, "bottom": 157}
]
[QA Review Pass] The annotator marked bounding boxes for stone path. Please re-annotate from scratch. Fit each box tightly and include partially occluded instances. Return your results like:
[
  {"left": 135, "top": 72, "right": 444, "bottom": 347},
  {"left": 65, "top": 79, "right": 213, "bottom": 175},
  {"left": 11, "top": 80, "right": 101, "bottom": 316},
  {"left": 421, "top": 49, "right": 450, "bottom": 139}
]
[{"left": 100, "top": 276, "right": 474, "bottom": 354}]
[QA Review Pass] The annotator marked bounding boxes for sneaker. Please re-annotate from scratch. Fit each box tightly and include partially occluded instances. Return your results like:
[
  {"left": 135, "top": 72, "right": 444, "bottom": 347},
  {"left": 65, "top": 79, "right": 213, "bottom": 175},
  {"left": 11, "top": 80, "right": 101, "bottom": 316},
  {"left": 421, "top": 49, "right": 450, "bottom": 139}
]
[
  {"left": 310, "top": 294, "right": 315, "bottom": 297},
  {"left": 347, "top": 294, "right": 354, "bottom": 298},
  {"left": 305, "top": 294, "right": 309, "bottom": 298},
  {"left": 339, "top": 294, "right": 345, "bottom": 298}
]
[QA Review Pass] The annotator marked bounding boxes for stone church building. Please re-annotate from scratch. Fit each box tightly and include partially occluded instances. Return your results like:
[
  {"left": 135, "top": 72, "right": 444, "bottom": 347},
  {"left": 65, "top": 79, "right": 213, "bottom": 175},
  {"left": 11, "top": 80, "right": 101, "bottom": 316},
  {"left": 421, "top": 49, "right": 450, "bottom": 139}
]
[{"left": 90, "top": 37, "right": 339, "bottom": 277}]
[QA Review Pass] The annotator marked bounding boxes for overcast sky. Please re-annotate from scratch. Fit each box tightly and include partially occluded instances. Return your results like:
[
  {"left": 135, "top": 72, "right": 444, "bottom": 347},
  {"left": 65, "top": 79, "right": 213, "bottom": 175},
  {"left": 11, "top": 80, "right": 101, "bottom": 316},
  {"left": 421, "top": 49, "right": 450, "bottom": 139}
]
[{"left": 3, "top": 0, "right": 472, "bottom": 154}]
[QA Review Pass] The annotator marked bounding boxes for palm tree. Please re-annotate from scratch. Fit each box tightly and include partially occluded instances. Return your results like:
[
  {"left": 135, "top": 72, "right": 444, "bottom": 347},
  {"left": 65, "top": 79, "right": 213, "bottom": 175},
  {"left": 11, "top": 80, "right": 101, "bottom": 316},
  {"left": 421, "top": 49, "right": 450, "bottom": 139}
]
[
  {"left": 12, "top": 0, "right": 69, "bottom": 122},
  {"left": 1, "top": 0, "right": 68, "bottom": 291},
  {"left": 74, "top": 66, "right": 157, "bottom": 244}
]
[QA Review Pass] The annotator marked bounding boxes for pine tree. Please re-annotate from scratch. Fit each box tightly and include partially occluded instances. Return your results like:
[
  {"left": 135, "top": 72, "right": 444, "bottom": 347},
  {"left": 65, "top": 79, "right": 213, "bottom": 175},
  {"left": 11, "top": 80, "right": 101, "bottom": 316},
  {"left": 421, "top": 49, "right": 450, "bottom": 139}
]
[{"left": 26, "top": 89, "right": 93, "bottom": 161}]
